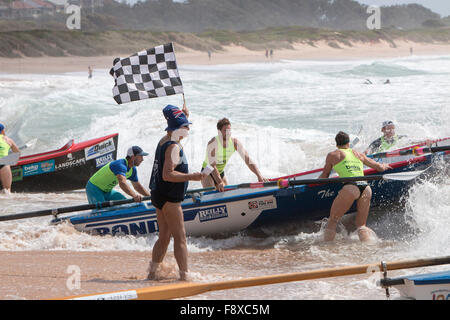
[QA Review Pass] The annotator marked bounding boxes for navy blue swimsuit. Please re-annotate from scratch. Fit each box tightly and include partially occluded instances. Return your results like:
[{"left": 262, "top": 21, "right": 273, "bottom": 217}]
[{"left": 149, "top": 139, "right": 188, "bottom": 209}]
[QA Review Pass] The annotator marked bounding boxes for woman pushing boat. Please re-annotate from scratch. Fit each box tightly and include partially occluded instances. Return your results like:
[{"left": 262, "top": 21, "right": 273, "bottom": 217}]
[
  {"left": 319, "top": 131, "right": 392, "bottom": 242},
  {"left": 147, "top": 104, "right": 206, "bottom": 281}
]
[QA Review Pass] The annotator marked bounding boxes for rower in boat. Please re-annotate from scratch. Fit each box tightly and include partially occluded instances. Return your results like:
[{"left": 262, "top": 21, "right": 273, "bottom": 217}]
[
  {"left": 85, "top": 146, "right": 150, "bottom": 205},
  {"left": 364, "top": 121, "right": 406, "bottom": 155},
  {"left": 319, "top": 131, "right": 392, "bottom": 242},
  {"left": 200, "top": 118, "right": 268, "bottom": 192},
  {"left": 0, "top": 123, "right": 20, "bottom": 194}
]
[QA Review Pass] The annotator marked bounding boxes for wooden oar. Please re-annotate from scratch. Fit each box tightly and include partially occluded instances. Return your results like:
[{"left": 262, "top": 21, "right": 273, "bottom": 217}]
[
  {"left": 370, "top": 145, "right": 450, "bottom": 159},
  {"left": 58, "top": 255, "right": 450, "bottom": 300},
  {"left": 0, "top": 152, "right": 20, "bottom": 166},
  {"left": 0, "top": 196, "right": 151, "bottom": 222}
]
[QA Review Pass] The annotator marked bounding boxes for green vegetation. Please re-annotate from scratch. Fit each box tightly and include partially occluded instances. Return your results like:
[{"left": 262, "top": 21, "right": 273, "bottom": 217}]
[{"left": 1, "top": 26, "right": 450, "bottom": 58}]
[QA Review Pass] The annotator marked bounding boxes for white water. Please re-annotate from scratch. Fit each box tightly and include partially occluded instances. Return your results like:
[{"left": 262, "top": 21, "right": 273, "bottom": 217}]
[{"left": 1, "top": 55, "right": 449, "bottom": 299}]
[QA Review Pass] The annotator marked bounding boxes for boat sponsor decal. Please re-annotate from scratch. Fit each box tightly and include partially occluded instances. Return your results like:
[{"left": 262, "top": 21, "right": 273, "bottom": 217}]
[
  {"left": 431, "top": 289, "right": 450, "bottom": 300},
  {"left": 11, "top": 167, "right": 23, "bottom": 182},
  {"left": 197, "top": 205, "right": 228, "bottom": 222},
  {"left": 248, "top": 198, "right": 277, "bottom": 211},
  {"left": 95, "top": 152, "right": 114, "bottom": 168},
  {"left": 23, "top": 160, "right": 55, "bottom": 177},
  {"left": 55, "top": 152, "right": 86, "bottom": 171},
  {"left": 90, "top": 219, "right": 159, "bottom": 236},
  {"left": 317, "top": 189, "right": 335, "bottom": 199},
  {"left": 84, "top": 138, "right": 116, "bottom": 161},
  {"left": 70, "top": 290, "right": 138, "bottom": 300}
]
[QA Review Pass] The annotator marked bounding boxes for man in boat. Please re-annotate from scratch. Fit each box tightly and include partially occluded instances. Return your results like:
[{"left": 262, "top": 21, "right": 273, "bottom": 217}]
[
  {"left": 319, "top": 131, "right": 392, "bottom": 242},
  {"left": 364, "top": 121, "right": 406, "bottom": 155},
  {"left": 85, "top": 145, "right": 150, "bottom": 205},
  {"left": 0, "top": 123, "right": 20, "bottom": 194},
  {"left": 200, "top": 118, "right": 268, "bottom": 192},
  {"left": 147, "top": 104, "right": 206, "bottom": 281}
]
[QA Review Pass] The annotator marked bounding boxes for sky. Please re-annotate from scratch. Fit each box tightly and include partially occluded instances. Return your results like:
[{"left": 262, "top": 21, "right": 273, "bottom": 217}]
[{"left": 355, "top": 0, "right": 450, "bottom": 17}]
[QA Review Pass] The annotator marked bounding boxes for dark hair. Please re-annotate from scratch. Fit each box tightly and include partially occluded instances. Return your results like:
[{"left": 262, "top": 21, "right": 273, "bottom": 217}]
[
  {"left": 217, "top": 118, "right": 231, "bottom": 131},
  {"left": 335, "top": 131, "right": 350, "bottom": 146}
]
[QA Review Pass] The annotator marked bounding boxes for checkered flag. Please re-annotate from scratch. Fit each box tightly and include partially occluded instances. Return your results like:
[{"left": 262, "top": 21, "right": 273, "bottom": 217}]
[{"left": 110, "top": 43, "right": 184, "bottom": 105}]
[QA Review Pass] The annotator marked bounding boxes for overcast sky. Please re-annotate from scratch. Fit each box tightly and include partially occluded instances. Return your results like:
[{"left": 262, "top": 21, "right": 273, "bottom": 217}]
[{"left": 356, "top": 0, "right": 450, "bottom": 17}]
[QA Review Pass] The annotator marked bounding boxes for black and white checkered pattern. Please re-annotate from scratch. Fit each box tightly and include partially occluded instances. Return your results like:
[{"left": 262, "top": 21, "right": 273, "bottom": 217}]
[{"left": 110, "top": 43, "right": 184, "bottom": 105}]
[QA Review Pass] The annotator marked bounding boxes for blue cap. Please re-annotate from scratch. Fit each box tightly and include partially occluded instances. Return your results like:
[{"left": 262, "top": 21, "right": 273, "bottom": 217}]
[
  {"left": 127, "top": 146, "right": 149, "bottom": 157},
  {"left": 0, "top": 124, "right": 4, "bottom": 132},
  {"left": 163, "top": 105, "right": 192, "bottom": 131}
]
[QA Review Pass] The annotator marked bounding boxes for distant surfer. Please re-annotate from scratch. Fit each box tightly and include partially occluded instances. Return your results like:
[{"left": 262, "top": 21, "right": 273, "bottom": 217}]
[
  {"left": 0, "top": 123, "right": 20, "bottom": 194},
  {"left": 319, "top": 131, "right": 391, "bottom": 242},
  {"left": 364, "top": 79, "right": 373, "bottom": 85},
  {"left": 200, "top": 118, "right": 268, "bottom": 192},
  {"left": 384, "top": 79, "right": 390, "bottom": 84}
]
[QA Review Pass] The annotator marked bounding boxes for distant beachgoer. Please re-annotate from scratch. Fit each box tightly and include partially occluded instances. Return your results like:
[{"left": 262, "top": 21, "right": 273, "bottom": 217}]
[
  {"left": 85, "top": 146, "right": 150, "bottom": 205},
  {"left": 0, "top": 123, "right": 20, "bottom": 193},
  {"left": 265, "top": 49, "right": 269, "bottom": 59},
  {"left": 410, "top": 47, "right": 413, "bottom": 55},
  {"left": 88, "top": 66, "right": 92, "bottom": 79},
  {"left": 319, "top": 131, "right": 391, "bottom": 242},
  {"left": 208, "top": 50, "right": 211, "bottom": 61},
  {"left": 147, "top": 104, "right": 206, "bottom": 281},
  {"left": 270, "top": 49, "right": 273, "bottom": 59},
  {"left": 200, "top": 118, "right": 268, "bottom": 192}
]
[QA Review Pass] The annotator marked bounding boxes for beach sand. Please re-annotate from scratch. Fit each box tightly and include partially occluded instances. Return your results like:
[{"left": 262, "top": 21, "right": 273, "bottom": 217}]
[{"left": 0, "top": 40, "right": 449, "bottom": 75}]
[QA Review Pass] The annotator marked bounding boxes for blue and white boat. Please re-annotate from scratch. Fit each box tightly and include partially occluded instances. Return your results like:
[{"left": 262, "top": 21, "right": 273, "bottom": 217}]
[
  {"left": 380, "top": 270, "right": 450, "bottom": 300},
  {"left": 51, "top": 138, "right": 450, "bottom": 237}
]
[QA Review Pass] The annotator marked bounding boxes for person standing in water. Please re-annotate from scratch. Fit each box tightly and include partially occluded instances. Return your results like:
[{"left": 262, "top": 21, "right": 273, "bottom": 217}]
[
  {"left": 147, "top": 104, "right": 206, "bottom": 281},
  {"left": 319, "top": 131, "right": 391, "bottom": 242},
  {"left": 0, "top": 123, "right": 20, "bottom": 193}
]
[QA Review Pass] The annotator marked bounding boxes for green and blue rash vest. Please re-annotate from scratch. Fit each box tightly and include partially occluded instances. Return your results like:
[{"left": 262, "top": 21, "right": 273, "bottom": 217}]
[
  {"left": 332, "top": 148, "right": 364, "bottom": 178},
  {"left": 0, "top": 135, "right": 11, "bottom": 159},
  {"left": 89, "top": 158, "right": 138, "bottom": 192},
  {"left": 202, "top": 136, "right": 236, "bottom": 174}
]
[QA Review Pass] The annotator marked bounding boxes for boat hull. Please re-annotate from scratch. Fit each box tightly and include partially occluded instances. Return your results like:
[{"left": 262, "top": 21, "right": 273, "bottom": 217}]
[{"left": 5, "top": 133, "right": 119, "bottom": 193}]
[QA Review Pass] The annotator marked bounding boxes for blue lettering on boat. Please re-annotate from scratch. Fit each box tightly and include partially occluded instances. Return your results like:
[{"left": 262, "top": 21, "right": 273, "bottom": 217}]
[{"left": 92, "top": 220, "right": 159, "bottom": 236}]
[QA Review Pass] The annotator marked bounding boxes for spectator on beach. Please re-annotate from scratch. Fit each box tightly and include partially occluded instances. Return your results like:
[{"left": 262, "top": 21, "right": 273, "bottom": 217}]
[
  {"left": 319, "top": 131, "right": 391, "bottom": 242},
  {"left": 85, "top": 146, "right": 150, "bottom": 204},
  {"left": 147, "top": 104, "right": 206, "bottom": 281},
  {"left": 208, "top": 50, "right": 211, "bottom": 61},
  {"left": 88, "top": 66, "right": 92, "bottom": 79},
  {"left": 270, "top": 49, "right": 273, "bottom": 59},
  {"left": 0, "top": 123, "right": 20, "bottom": 194},
  {"left": 265, "top": 49, "right": 269, "bottom": 59},
  {"left": 200, "top": 118, "right": 268, "bottom": 192}
]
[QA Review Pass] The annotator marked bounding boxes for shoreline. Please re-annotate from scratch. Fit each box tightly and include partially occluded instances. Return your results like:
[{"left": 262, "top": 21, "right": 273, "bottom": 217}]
[{"left": 0, "top": 40, "right": 449, "bottom": 75}]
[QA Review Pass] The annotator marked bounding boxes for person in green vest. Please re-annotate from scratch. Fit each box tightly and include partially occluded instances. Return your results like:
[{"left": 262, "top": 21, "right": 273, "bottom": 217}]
[
  {"left": 319, "top": 131, "right": 391, "bottom": 242},
  {"left": 85, "top": 145, "right": 150, "bottom": 205},
  {"left": 0, "top": 123, "right": 20, "bottom": 194},
  {"left": 364, "top": 121, "right": 406, "bottom": 155},
  {"left": 200, "top": 118, "right": 267, "bottom": 192}
]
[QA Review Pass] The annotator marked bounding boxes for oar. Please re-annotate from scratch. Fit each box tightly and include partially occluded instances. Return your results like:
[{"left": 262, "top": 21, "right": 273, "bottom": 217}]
[
  {"left": 237, "top": 169, "right": 427, "bottom": 189},
  {"left": 0, "top": 196, "right": 151, "bottom": 222},
  {"left": 369, "top": 145, "right": 450, "bottom": 159},
  {"left": 350, "top": 125, "right": 363, "bottom": 148},
  {"left": 58, "top": 255, "right": 450, "bottom": 300},
  {"left": 0, "top": 152, "right": 20, "bottom": 166},
  {"left": 19, "top": 138, "right": 37, "bottom": 151}
]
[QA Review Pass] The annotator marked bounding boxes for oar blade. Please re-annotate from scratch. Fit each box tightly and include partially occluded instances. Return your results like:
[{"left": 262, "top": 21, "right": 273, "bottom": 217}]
[
  {"left": 382, "top": 169, "right": 427, "bottom": 181},
  {"left": 0, "top": 152, "right": 20, "bottom": 166}
]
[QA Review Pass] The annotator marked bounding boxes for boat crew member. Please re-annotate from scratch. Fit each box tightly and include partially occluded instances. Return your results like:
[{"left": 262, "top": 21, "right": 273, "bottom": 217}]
[
  {"left": 147, "top": 104, "right": 206, "bottom": 281},
  {"left": 364, "top": 121, "right": 406, "bottom": 155},
  {"left": 85, "top": 146, "right": 150, "bottom": 205},
  {"left": 319, "top": 131, "right": 391, "bottom": 242},
  {"left": 200, "top": 118, "right": 267, "bottom": 192},
  {"left": 0, "top": 123, "right": 20, "bottom": 194}
]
